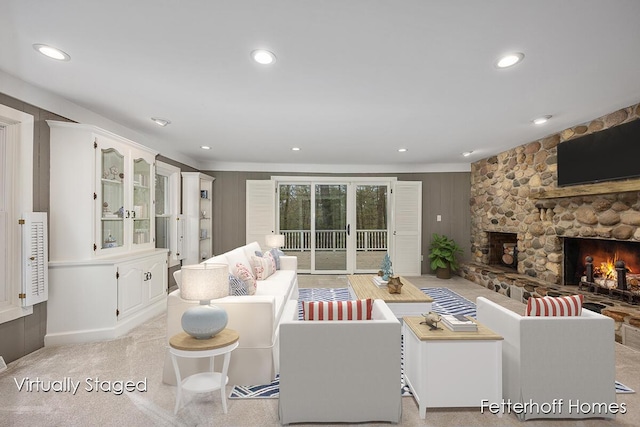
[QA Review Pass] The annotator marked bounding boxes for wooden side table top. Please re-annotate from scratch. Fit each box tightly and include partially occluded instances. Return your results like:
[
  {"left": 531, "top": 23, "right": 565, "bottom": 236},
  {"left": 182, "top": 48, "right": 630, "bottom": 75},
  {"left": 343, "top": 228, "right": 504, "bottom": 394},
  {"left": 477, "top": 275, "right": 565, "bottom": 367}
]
[
  {"left": 403, "top": 316, "right": 503, "bottom": 341},
  {"left": 169, "top": 329, "right": 239, "bottom": 351},
  {"left": 348, "top": 275, "right": 433, "bottom": 303}
]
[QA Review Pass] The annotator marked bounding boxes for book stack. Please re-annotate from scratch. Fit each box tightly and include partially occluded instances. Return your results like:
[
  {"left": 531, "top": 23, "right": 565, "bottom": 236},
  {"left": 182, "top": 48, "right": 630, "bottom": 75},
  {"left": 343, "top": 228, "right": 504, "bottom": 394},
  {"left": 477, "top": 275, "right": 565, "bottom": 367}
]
[
  {"left": 441, "top": 314, "right": 478, "bottom": 332},
  {"left": 372, "top": 276, "right": 388, "bottom": 288}
]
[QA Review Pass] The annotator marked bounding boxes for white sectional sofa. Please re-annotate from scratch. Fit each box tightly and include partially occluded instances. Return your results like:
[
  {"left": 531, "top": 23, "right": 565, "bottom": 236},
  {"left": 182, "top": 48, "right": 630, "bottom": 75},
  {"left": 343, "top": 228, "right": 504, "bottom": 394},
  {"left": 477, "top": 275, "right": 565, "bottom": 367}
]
[
  {"left": 162, "top": 241, "right": 298, "bottom": 387},
  {"left": 476, "top": 297, "right": 617, "bottom": 420}
]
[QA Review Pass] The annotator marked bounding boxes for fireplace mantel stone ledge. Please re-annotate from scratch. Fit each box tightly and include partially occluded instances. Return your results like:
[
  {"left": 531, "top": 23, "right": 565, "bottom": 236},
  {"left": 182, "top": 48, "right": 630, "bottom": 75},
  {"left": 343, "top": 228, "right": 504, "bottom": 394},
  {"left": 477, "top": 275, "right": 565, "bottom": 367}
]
[{"left": 460, "top": 261, "right": 640, "bottom": 343}]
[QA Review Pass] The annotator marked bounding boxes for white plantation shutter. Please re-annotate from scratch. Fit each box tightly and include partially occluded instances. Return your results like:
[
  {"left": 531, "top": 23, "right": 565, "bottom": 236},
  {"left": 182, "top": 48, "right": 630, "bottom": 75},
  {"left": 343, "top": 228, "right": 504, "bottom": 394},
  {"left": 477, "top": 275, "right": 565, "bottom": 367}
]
[
  {"left": 246, "top": 180, "right": 276, "bottom": 248},
  {"left": 0, "top": 211, "right": 6, "bottom": 303},
  {"left": 21, "top": 212, "right": 48, "bottom": 306},
  {"left": 174, "top": 214, "right": 185, "bottom": 261},
  {"left": 391, "top": 181, "right": 422, "bottom": 276}
]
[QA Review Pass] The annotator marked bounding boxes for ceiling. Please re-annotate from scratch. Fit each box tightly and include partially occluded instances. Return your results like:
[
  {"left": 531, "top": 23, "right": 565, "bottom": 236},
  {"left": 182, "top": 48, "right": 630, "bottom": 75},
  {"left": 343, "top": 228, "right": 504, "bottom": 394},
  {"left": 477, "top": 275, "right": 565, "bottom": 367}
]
[{"left": 2, "top": 0, "right": 640, "bottom": 172}]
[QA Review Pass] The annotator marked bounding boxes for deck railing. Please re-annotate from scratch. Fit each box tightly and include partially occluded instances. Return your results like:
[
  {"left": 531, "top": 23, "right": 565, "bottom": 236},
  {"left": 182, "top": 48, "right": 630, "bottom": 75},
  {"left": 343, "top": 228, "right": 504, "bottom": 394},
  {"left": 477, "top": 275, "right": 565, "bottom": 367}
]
[{"left": 281, "top": 229, "right": 387, "bottom": 251}]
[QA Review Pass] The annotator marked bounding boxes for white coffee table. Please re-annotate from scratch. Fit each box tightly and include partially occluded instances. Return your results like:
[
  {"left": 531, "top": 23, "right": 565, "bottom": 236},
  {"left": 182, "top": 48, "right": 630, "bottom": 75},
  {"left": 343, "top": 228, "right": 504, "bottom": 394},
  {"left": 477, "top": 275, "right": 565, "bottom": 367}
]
[{"left": 402, "top": 316, "right": 503, "bottom": 419}]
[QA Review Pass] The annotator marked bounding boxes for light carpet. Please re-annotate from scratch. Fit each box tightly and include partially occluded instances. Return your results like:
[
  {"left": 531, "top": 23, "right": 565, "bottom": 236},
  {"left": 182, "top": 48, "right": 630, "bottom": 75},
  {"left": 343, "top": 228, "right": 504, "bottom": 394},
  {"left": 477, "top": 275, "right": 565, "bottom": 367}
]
[{"left": 230, "top": 287, "right": 634, "bottom": 399}]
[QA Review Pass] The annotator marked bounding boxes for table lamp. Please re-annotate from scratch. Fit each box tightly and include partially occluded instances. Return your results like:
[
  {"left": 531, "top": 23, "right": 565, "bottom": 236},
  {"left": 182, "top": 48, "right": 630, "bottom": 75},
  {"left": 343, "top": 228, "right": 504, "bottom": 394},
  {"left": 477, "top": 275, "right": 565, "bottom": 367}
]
[
  {"left": 265, "top": 234, "right": 285, "bottom": 249},
  {"left": 180, "top": 263, "right": 229, "bottom": 339}
]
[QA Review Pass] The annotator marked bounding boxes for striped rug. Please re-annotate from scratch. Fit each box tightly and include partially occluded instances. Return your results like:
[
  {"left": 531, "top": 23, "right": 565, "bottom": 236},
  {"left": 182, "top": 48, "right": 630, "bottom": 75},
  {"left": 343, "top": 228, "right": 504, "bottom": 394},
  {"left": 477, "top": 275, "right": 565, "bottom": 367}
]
[
  {"left": 230, "top": 287, "right": 472, "bottom": 399},
  {"left": 229, "top": 287, "right": 633, "bottom": 398}
]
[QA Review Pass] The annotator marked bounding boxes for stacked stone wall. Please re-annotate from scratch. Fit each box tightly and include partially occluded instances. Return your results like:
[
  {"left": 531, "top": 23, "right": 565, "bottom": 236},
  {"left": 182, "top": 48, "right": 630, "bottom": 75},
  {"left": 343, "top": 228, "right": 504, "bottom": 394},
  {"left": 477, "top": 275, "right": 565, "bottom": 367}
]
[{"left": 470, "top": 103, "right": 640, "bottom": 285}]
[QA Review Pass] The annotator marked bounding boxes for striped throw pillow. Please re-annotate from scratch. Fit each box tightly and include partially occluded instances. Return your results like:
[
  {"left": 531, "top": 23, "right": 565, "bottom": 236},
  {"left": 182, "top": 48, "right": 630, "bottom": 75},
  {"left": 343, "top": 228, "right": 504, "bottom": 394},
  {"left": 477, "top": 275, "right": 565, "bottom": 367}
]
[
  {"left": 525, "top": 294, "right": 584, "bottom": 316},
  {"left": 302, "top": 299, "right": 374, "bottom": 321},
  {"left": 235, "top": 263, "right": 256, "bottom": 295}
]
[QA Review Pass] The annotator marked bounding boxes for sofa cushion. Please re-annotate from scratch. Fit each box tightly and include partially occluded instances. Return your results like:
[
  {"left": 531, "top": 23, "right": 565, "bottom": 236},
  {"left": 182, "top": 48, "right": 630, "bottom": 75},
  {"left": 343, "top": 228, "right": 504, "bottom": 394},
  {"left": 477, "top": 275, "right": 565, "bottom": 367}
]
[
  {"left": 252, "top": 252, "right": 276, "bottom": 280},
  {"left": 302, "top": 299, "right": 374, "bottom": 321},
  {"left": 235, "top": 263, "right": 257, "bottom": 295},
  {"left": 229, "top": 274, "right": 248, "bottom": 296},
  {"left": 243, "top": 241, "right": 262, "bottom": 263},
  {"left": 525, "top": 294, "right": 584, "bottom": 316},
  {"left": 226, "top": 247, "right": 252, "bottom": 276}
]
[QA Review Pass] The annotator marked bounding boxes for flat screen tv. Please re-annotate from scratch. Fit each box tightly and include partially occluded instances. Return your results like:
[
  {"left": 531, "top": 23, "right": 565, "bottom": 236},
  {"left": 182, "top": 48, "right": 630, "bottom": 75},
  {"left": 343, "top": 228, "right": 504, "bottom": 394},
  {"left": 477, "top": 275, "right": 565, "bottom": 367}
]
[{"left": 557, "top": 119, "right": 640, "bottom": 187}]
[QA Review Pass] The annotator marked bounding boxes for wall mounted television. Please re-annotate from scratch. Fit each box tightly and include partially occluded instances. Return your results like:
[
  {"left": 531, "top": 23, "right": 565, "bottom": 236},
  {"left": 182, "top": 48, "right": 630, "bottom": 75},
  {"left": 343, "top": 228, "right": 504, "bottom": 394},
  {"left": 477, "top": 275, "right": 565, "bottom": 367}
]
[{"left": 557, "top": 118, "right": 640, "bottom": 187}]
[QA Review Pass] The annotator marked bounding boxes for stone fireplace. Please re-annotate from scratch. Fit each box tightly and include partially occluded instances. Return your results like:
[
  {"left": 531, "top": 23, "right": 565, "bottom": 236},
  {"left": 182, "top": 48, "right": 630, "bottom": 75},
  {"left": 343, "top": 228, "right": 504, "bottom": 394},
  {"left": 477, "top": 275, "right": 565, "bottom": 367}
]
[{"left": 462, "top": 102, "right": 640, "bottom": 341}]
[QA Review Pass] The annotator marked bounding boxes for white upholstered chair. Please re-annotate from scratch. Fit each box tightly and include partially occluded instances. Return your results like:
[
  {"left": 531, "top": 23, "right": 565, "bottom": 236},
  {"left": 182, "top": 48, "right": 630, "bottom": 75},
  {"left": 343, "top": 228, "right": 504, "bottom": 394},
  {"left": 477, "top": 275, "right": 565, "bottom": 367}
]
[
  {"left": 476, "top": 296, "right": 617, "bottom": 420},
  {"left": 278, "top": 299, "right": 402, "bottom": 425}
]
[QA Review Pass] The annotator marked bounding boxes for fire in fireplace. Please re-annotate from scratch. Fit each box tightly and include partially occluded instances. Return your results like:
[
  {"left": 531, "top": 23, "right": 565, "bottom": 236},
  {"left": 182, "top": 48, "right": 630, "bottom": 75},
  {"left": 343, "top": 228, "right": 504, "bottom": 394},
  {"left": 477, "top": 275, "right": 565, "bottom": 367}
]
[{"left": 563, "top": 237, "right": 640, "bottom": 304}]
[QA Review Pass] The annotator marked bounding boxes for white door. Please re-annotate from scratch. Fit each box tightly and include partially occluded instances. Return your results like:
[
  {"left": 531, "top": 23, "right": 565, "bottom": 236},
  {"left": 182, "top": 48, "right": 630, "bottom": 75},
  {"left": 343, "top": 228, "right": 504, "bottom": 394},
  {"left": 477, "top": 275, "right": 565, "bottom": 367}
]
[
  {"left": 246, "top": 180, "right": 276, "bottom": 248},
  {"left": 391, "top": 181, "right": 422, "bottom": 276}
]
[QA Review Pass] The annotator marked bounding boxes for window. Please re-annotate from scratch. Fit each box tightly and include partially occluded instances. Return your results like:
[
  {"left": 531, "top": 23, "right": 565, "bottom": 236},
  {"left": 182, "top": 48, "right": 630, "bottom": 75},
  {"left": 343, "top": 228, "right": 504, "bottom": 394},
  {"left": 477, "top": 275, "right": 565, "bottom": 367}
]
[
  {"left": 155, "top": 161, "right": 182, "bottom": 267},
  {"left": 0, "top": 104, "right": 34, "bottom": 324}
]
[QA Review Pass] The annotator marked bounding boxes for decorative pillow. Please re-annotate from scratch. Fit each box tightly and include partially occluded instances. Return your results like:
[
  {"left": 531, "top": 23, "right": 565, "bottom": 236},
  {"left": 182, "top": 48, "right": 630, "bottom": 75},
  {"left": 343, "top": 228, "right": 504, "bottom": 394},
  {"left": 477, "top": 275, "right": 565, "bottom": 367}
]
[
  {"left": 228, "top": 274, "right": 248, "bottom": 296},
  {"left": 303, "top": 299, "right": 374, "bottom": 321},
  {"left": 269, "top": 248, "right": 284, "bottom": 270},
  {"left": 525, "top": 294, "right": 584, "bottom": 317},
  {"left": 235, "top": 263, "right": 256, "bottom": 295},
  {"left": 251, "top": 252, "right": 276, "bottom": 280}
]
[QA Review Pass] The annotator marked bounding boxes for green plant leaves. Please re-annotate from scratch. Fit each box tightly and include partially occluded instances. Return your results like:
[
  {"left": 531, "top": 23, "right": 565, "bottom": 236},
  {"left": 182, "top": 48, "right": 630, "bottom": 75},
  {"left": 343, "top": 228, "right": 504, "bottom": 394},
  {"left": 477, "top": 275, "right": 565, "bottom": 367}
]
[{"left": 428, "top": 233, "right": 463, "bottom": 271}]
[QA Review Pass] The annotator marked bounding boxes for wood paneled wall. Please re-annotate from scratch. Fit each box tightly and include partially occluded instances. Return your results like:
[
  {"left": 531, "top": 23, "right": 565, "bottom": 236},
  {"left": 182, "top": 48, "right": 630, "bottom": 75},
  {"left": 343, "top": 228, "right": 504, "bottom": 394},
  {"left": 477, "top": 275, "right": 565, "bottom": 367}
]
[
  {"left": 0, "top": 93, "right": 70, "bottom": 364},
  {"left": 203, "top": 170, "right": 471, "bottom": 275}
]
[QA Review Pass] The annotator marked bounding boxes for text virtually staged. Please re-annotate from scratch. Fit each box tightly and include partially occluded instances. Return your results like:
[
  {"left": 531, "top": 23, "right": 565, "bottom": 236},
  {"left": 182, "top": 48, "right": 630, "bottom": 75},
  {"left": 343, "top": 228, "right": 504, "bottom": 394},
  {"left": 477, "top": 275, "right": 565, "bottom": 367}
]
[{"left": 14, "top": 377, "right": 148, "bottom": 395}]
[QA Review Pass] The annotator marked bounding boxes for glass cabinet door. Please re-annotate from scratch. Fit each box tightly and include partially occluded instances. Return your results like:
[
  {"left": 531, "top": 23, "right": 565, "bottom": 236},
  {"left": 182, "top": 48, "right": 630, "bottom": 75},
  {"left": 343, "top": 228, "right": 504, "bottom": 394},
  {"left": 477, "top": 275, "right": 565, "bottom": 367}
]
[
  {"left": 132, "top": 158, "right": 151, "bottom": 246},
  {"left": 101, "top": 148, "right": 125, "bottom": 249}
]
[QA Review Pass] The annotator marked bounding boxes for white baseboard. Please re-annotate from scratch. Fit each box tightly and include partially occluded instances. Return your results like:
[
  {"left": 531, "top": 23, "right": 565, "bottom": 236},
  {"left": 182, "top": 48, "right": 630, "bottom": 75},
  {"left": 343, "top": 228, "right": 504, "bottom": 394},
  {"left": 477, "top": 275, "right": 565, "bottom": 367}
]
[{"left": 44, "top": 300, "right": 166, "bottom": 346}]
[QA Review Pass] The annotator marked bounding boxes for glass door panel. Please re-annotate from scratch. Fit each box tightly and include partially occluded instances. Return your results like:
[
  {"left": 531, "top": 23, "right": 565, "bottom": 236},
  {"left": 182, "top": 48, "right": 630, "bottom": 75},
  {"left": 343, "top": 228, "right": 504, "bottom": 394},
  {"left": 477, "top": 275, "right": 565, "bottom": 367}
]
[
  {"left": 132, "top": 158, "right": 151, "bottom": 245},
  {"left": 279, "top": 184, "right": 311, "bottom": 271},
  {"left": 100, "top": 148, "right": 124, "bottom": 249},
  {"left": 314, "top": 184, "right": 347, "bottom": 271},
  {"left": 355, "top": 184, "right": 389, "bottom": 272},
  {"left": 155, "top": 173, "right": 169, "bottom": 250}
]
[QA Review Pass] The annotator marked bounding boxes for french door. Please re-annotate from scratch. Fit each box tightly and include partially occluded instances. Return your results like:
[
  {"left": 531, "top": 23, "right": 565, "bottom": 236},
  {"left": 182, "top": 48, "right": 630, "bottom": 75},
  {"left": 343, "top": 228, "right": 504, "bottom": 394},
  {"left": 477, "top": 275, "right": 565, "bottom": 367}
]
[{"left": 278, "top": 181, "right": 390, "bottom": 274}]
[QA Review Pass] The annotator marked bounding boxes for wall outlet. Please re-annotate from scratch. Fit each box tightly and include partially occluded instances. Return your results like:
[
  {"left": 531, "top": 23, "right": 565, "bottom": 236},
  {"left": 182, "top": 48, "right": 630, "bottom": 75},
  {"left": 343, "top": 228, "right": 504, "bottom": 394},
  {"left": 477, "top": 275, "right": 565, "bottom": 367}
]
[
  {"left": 0, "top": 356, "right": 6, "bottom": 372},
  {"left": 436, "top": 215, "right": 442, "bottom": 222}
]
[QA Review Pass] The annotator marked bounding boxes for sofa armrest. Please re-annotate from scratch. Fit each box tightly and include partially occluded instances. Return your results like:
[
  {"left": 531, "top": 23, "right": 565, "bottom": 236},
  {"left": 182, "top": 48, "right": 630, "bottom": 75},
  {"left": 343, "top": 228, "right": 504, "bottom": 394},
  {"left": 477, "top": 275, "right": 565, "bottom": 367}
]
[
  {"left": 280, "top": 255, "right": 297, "bottom": 271},
  {"left": 167, "top": 289, "right": 277, "bottom": 348}
]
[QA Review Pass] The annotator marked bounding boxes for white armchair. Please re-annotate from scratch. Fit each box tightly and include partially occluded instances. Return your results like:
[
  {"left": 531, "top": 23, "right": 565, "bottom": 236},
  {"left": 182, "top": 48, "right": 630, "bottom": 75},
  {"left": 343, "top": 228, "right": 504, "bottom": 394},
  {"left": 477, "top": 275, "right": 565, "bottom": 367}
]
[
  {"left": 278, "top": 299, "right": 402, "bottom": 425},
  {"left": 476, "top": 297, "right": 617, "bottom": 420}
]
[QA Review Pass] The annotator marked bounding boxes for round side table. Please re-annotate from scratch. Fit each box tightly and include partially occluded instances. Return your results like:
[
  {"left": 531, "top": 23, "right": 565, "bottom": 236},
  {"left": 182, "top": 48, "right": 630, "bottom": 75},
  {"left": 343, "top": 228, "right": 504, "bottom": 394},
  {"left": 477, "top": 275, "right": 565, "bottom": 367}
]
[{"left": 169, "top": 329, "right": 239, "bottom": 414}]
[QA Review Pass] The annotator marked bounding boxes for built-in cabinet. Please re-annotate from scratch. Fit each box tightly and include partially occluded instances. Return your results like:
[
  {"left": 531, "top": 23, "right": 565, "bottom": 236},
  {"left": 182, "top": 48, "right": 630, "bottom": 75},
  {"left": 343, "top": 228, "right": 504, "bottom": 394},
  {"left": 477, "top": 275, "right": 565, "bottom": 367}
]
[
  {"left": 46, "top": 121, "right": 168, "bottom": 345},
  {"left": 182, "top": 172, "right": 215, "bottom": 266}
]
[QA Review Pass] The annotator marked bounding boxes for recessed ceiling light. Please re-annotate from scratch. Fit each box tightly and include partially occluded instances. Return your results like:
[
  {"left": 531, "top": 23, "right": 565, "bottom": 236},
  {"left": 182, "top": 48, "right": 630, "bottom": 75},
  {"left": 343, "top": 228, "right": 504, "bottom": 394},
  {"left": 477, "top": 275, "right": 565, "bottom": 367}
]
[
  {"left": 398, "top": 148, "right": 408, "bottom": 152},
  {"left": 200, "top": 146, "right": 211, "bottom": 150},
  {"left": 532, "top": 115, "right": 552, "bottom": 125},
  {"left": 33, "top": 43, "right": 70, "bottom": 61},
  {"left": 462, "top": 151, "right": 474, "bottom": 157},
  {"left": 495, "top": 52, "right": 524, "bottom": 69},
  {"left": 251, "top": 49, "right": 276, "bottom": 65},
  {"left": 151, "top": 117, "right": 171, "bottom": 127},
  {"left": 291, "top": 147, "right": 300, "bottom": 151}
]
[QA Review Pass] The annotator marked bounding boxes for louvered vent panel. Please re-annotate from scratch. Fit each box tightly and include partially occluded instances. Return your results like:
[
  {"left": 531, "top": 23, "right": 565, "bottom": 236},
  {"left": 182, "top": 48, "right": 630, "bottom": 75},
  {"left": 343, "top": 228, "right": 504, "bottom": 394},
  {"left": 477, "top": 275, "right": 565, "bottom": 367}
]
[{"left": 22, "top": 212, "right": 48, "bottom": 306}]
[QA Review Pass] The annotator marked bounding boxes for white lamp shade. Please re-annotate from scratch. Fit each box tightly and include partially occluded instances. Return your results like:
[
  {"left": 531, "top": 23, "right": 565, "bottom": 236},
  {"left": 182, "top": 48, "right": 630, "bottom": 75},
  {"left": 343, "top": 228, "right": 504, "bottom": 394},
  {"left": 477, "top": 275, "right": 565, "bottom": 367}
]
[
  {"left": 180, "top": 263, "right": 229, "bottom": 301},
  {"left": 265, "top": 234, "right": 285, "bottom": 248}
]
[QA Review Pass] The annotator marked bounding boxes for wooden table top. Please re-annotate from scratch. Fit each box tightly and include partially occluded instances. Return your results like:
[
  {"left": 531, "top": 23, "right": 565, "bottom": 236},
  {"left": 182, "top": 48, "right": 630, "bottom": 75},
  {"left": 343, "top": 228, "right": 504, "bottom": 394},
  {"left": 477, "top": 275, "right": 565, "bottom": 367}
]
[
  {"left": 403, "top": 316, "right": 503, "bottom": 341},
  {"left": 348, "top": 275, "right": 433, "bottom": 303},
  {"left": 169, "top": 329, "right": 239, "bottom": 351}
]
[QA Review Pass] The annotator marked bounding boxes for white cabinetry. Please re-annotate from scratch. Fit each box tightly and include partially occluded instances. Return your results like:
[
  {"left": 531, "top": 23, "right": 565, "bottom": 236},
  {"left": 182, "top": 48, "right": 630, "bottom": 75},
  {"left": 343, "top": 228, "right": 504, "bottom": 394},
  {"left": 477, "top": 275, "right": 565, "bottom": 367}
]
[
  {"left": 46, "top": 121, "right": 168, "bottom": 345},
  {"left": 182, "top": 172, "right": 215, "bottom": 266}
]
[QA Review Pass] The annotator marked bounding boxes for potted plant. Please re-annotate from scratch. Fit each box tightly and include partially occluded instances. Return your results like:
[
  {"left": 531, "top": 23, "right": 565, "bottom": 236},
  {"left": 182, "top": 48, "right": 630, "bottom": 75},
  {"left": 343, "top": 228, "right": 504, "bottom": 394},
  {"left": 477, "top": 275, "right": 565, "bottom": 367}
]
[{"left": 428, "top": 233, "right": 463, "bottom": 279}]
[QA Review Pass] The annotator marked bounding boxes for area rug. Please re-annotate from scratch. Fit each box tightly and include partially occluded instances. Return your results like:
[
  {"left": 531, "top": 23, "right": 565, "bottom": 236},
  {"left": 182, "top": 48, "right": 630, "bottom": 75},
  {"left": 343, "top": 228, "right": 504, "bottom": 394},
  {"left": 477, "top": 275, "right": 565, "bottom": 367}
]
[{"left": 229, "top": 287, "right": 633, "bottom": 398}]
